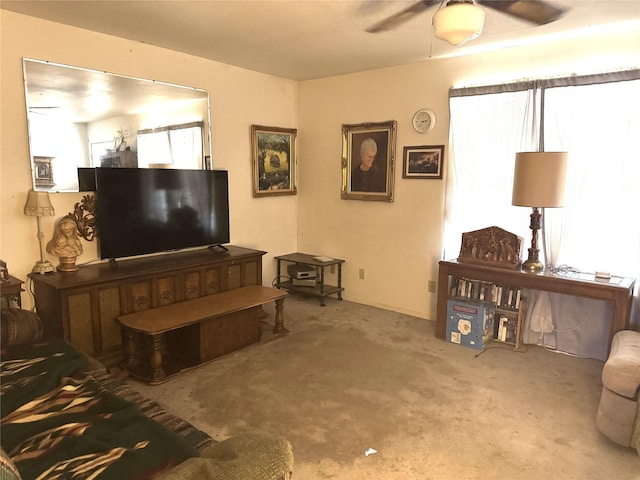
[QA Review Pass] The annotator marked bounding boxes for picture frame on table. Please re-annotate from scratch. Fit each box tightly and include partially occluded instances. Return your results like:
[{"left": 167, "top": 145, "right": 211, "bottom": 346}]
[
  {"left": 251, "top": 125, "right": 297, "bottom": 197},
  {"left": 402, "top": 145, "right": 444, "bottom": 179},
  {"left": 341, "top": 120, "right": 396, "bottom": 202}
]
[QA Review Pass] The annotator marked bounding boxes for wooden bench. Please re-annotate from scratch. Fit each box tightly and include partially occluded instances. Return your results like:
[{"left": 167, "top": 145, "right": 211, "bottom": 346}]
[{"left": 117, "top": 285, "right": 288, "bottom": 384}]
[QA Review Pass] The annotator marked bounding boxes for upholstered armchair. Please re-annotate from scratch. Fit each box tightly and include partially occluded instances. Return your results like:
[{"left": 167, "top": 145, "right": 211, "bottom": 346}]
[{"left": 596, "top": 330, "right": 640, "bottom": 454}]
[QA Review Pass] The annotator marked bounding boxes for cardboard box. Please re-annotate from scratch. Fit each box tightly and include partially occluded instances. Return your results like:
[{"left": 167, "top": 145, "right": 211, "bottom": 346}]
[{"left": 446, "top": 298, "right": 494, "bottom": 350}]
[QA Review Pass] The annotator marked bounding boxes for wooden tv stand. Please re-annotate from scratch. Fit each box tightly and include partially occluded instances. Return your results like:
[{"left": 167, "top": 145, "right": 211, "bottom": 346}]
[{"left": 30, "top": 245, "right": 266, "bottom": 368}]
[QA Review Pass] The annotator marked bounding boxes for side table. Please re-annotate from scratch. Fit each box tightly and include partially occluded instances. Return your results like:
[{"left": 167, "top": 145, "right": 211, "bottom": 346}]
[
  {"left": 1, "top": 275, "right": 25, "bottom": 309},
  {"left": 275, "top": 253, "right": 345, "bottom": 306}
]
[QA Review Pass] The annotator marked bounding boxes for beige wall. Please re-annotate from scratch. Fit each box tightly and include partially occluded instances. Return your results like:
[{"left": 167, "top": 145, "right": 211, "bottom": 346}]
[
  {"left": 297, "top": 30, "right": 640, "bottom": 319},
  {"left": 2, "top": 9, "right": 638, "bottom": 320},
  {"left": 1, "top": 11, "right": 298, "bottom": 310}
]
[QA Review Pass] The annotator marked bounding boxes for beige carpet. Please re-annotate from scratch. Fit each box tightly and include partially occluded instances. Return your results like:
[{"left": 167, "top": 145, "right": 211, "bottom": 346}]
[{"left": 129, "top": 295, "right": 639, "bottom": 479}]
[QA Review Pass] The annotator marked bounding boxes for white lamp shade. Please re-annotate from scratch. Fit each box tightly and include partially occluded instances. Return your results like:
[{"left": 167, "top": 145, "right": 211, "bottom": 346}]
[
  {"left": 434, "top": 2, "right": 485, "bottom": 46},
  {"left": 512, "top": 152, "right": 568, "bottom": 208}
]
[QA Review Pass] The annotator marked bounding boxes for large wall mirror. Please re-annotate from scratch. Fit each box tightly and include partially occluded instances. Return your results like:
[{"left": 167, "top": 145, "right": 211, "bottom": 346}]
[{"left": 23, "top": 58, "right": 211, "bottom": 192}]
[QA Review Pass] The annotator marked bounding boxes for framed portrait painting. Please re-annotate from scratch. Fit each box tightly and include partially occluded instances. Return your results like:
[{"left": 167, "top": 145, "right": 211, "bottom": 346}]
[
  {"left": 341, "top": 120, "right": 396, "bottom": 202},
  {"left": 251, "top": 125, "right": 297, "bottom": 197},
  {"left": 402, "top": 145, "right": 444, "bottom": 179}
]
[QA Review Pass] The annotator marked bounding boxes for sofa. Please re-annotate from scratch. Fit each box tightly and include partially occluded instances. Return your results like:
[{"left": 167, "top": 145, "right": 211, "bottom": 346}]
[
  {"left": 0, "top": 309, "right": 294, "bottom": 479},
  {"left": 595, "top": 329, "right": 640, "bottom": 454}
]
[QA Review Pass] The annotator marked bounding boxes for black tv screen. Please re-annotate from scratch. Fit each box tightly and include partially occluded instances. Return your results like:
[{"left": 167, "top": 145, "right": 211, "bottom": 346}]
[{"left": 95, "top": 168, "right": 230, "bottom": 260}]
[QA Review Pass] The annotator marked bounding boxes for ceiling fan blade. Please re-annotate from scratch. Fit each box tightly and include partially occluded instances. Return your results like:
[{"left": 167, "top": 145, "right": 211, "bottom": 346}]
[
  {"left": 478, "top": 0, "right": 567, "bottom": 25},
  {"left": 366, "top": 0, "right": 440, "bottom": 33}
]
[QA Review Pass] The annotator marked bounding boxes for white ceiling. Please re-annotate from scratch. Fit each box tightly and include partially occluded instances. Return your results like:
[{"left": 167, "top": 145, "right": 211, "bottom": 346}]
[{"left": 3, "top": 0, "right": 640, "bottom": 81}]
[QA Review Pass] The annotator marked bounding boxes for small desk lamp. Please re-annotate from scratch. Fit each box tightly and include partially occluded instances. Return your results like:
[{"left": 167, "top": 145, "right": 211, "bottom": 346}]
[
  {"left": 512, "top": 152, "right": 567, "bottom": 272},
  {"left": 24, "top": 190, "right": 56, "bottom": 274}
]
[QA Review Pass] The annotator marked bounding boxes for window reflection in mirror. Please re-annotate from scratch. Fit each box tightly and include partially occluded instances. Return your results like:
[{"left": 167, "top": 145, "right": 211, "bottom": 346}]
[{"left": 23, "top": 58, "right": 211, "bottom": 192}]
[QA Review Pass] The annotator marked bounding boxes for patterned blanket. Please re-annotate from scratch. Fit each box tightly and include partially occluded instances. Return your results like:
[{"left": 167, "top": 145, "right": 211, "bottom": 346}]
[{"left": 1, "top": 338, "right": 198, "bottom": 480}]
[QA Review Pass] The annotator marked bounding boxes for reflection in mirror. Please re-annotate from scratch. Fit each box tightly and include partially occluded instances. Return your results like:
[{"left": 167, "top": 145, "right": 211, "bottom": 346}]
[{"left": 23, "top": 58, "right": 211, "bottom": 192}]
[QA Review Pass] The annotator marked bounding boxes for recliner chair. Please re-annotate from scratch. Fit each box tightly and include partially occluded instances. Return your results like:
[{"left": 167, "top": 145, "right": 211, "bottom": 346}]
[{"left": 596, "top": 330, "right": 640, "bottom": 453}]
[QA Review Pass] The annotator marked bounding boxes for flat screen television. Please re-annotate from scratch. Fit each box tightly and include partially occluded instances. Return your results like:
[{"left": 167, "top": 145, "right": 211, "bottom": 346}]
[{"left": 95, "top": 167, "right": 230, "bottom": 260}]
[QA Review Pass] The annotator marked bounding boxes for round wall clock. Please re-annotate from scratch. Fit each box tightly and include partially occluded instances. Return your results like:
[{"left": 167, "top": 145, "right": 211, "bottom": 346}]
[{"left": 412, "top": 108, "right": 436, "bottom": 133}]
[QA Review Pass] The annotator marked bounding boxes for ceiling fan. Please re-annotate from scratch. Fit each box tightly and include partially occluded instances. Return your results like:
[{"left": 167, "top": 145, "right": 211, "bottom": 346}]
[{"left": 367, "top": 0, "right": 567, "bottom": 46}]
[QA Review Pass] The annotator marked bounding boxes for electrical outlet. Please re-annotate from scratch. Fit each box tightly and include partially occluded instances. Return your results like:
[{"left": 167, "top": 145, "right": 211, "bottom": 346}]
[
  {"left": 428, "top": 280, "right": 436, "bottom": 293},
  {"left": 359, "top": 268, "right": 365, "bottom": 280}
]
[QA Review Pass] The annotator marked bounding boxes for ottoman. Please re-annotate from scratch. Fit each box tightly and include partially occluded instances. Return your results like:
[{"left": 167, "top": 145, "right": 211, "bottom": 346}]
[{"left": 596, "top": 330, "right": 640, "bottom": 453}]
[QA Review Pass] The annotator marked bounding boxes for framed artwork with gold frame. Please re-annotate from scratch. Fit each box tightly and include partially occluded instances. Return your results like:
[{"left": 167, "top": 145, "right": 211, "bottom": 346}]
[
  {"left": 251, "top": 125, "right": 297, "bottom": 197},
  {"left": 341, "top": 120, "right": 396, "bottom": 202}
]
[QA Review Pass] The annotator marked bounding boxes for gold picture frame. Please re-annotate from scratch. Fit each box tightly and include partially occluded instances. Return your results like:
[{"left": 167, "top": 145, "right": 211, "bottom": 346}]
[
  {"left": 341, "top": 120, "right": 396, "bottom": 202},
  {"left": 251, "top": 125, "right": 297, "bottom": 197}
]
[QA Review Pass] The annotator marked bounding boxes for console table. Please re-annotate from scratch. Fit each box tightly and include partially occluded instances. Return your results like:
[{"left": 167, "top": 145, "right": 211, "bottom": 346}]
[
  {"left": 30, "top": 246, "right": 265, "bottom": 367},
  {"left": 436, "top": 260, "right": 636, "bottom": 351},
  {"left": 275, "top": 253, "right": 344, "bottom": 306}
]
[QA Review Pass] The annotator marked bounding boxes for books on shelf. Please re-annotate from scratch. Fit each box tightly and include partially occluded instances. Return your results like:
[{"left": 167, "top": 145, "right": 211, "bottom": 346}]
[
  {"left": 452, "top": 277, "right": 522, "bottom": 310},
  {"left": 495, "top": 314, "right": 518, "bottom": 344},
  {"left": 451, "top": 276, "right": 526, "bottom": 349}
]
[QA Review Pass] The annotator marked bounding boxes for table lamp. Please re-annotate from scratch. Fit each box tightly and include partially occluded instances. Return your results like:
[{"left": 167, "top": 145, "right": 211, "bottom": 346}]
[
  {"left": 512, "top": 152, "right": 567, "bottom": 272},
  {"left": 24, "top": 190, "right": 56, "bottom": 274}
]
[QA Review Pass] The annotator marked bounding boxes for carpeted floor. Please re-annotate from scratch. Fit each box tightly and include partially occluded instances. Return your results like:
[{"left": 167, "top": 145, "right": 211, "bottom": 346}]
[{"left": 128, "top": 295, "right": 639, "bottom": 479}]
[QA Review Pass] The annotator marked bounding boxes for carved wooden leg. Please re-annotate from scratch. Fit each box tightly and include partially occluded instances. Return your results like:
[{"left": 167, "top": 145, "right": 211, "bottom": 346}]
[
  {"left": 149, "top": 334, "right": 166, "bottom": 382},
  {"left": 272, "top": 297, "right": 289, "bottom": 334},
  {"left": 123, "top": 329, "right": 138, "bottom": 369}
]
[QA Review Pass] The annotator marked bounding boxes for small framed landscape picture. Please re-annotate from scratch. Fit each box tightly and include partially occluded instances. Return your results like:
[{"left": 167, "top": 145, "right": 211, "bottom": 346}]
[
  {"left": 251, "top": 125, "right": 297, "bottom": 197},
  {"left": 402, "top": 145, "right": 444, "bottom": 179},
  {"left": 341, "top": 120, "right": 397, "bottom": 202}
]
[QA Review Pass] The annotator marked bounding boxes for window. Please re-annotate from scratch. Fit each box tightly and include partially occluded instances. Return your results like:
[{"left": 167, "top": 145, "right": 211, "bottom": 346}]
[
  {"left": 137, "top": 122, "right": 204, "bottom": 169},
  {"left": 446, "top": 71, "right": 640, "bottom": 350}
]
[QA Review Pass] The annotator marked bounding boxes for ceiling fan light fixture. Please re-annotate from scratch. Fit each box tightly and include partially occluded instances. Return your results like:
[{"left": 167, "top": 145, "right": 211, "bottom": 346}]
[{"left": 434, "top": 0, "right": 485, "bottom": 46}]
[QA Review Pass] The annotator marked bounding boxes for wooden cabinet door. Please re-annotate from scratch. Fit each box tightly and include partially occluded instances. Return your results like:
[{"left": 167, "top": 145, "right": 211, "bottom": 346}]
[
  {"left": 129, "top": 279, "right": 153, "bottom": 312},
  {"left": 183, "top": 270, "right": 202, "bottom": 300},
  {"left": 226, "top": 258, "right": 260, "bottom": 290},
  {"left": 66, "top": 291, "right": 94, "bottom": 354},
  {"left": 66, "top": 286, "right": 123, "bottom": 356},
  {"left": 204, "top": 266, "right": 222, "bottom": 295},
  {"left": 98, "top": 286, "right": 122, "bottom": 353},
  {"left": 156, "top": 276, "right": 177, "bottom": 305}
]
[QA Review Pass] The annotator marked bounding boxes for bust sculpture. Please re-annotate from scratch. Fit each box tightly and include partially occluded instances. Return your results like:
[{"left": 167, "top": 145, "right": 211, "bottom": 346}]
[{"left": 46, "top": 215, "right": 83, "bottom": 272}]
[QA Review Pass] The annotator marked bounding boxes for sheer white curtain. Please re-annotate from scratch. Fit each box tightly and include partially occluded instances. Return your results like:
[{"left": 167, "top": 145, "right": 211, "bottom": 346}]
[
  {"left": 444, "top": 89, "right": 537, "bottom": 260},
  {"left": 446, "top": 74, "right": 640, "bottom": 359},
  {"left": 543, "top": 80, "right": 640, "bottom": 279}
]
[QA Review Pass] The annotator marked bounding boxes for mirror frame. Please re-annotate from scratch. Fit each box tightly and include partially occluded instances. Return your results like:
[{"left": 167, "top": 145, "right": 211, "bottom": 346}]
[{"left": 23, "top": 58, "right": 212, "bottom": 192}]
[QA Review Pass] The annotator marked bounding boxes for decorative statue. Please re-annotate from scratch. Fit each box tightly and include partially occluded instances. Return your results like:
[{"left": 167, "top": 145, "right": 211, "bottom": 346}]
[
  {"left": 458, "top": 226, "right": 523, "bottom": 270},
  {"left": 46, "top": 215, "right": 83, "bottom": 272}
]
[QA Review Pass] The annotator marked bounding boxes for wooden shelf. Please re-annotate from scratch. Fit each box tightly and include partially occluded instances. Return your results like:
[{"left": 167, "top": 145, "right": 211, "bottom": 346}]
[
  {"left": 437, "top": 259, "right": 636, "bottom": 354},
  {"left": 275, "top": 253, "right": 345, "bottom": 306}
]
